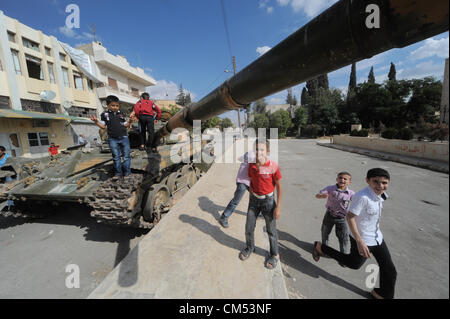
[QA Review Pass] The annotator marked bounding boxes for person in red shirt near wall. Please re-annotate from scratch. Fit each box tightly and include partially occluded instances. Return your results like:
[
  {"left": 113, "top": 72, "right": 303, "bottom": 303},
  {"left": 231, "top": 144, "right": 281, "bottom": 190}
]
[
  {"left": 48, "top": 142, "right": 59, "bottom": 158},
  {"left": 239, "top": 138, "right": 282, "bottom": 270},
  {"left": 130, "top": 92, "right": 162, "bottom": 151}
]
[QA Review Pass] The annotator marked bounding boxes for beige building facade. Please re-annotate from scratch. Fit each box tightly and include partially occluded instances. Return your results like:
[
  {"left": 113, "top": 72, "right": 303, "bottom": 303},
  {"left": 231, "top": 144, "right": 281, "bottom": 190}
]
[{"left": 0, "top": 11, "right": 155, "bottom": 158}]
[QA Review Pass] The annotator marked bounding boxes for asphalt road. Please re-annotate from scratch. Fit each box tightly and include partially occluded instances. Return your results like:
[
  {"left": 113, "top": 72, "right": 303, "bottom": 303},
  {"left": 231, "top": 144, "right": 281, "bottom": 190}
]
[
  {"left": 0, "top": 139, "right": 448, "bottom": 299},
  {"left": 276, "top": 139, "right": 449, "bottom": 299},
  {"left": 0, "top": 203, "right": 148, "bottom": 298}
]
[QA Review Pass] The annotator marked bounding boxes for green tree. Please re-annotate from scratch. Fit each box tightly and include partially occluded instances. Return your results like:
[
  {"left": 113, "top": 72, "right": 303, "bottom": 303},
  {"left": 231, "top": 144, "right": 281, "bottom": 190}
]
[
  {"left": 269, "top": 109, "right": 293, "bottom": 138},
  {"left": 368, "top": 67, "right": 375, "bottom": 84},
  {"left": 249, "top": 113, "right": 269, "bottom": 132},
  {"left": 176, "top": 83, "right": 186, "bottom": 106},
  {"left": 347, "top": 62, "right": 357, "bottom": 101},
  {"left": 184, "top": 93, "right": 192, "bottom": 106},
  {"left": 318, "top": 74, "right": 329, "bottom": 90},
  {"left": 293, "top": 106, "right": 308, "bottom": 136},
  {"left": 286, "top": 88, "right": 298, "bottom": 106},
  {"left": 388, "top": 62, "right": 396, "bottom": 82},
  {"left": 351, "top": 82, "right": 390, "bottom": 129},
  {"left": 201, "top": 116, "right": 221, "bottom": 131},
  {"left": 220, "top": 117, "right": 233, "bottom": 129},
  {"left": 301, "top": 87, "right": 308, "bottom": 105},
  {"left": 405, "top": 77, "right": 442, "bottom": 125}
]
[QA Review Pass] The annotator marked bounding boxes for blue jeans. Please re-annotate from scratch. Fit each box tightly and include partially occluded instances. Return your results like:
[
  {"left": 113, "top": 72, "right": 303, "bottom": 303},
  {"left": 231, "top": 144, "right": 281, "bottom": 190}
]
[
  {"left": 222, "top": 183, "right": 249, "bottom": 218},
  {"left": 321, "top": 210, "right": 350, "bottom": 254},
  {"left": 108, "top": 136, "right": 131, "bottom": 176},
  {"left": 245, "top": 193, "right": 279, "bottom": 256}
]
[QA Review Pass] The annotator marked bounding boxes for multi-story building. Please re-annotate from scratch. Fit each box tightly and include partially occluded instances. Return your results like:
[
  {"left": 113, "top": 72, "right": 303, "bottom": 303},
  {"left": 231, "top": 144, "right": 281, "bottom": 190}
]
[
  {"left": 76, "top": 41, "right": 156, "bottom": 113},
  {"left": 0, "top": 11, "right": 155, "bottom": 158}
]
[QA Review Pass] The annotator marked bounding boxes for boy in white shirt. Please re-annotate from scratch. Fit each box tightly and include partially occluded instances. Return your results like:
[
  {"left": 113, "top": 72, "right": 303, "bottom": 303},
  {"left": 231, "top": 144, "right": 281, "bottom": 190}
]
[{"left": 312, "top": 168, "right": 397, "bottom": 299}]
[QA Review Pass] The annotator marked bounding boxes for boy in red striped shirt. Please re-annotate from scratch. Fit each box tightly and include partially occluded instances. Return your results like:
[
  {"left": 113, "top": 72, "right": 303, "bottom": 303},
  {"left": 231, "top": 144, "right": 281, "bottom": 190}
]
[{"left": 239, "top": 138, "right": 282, "bottom": 270}]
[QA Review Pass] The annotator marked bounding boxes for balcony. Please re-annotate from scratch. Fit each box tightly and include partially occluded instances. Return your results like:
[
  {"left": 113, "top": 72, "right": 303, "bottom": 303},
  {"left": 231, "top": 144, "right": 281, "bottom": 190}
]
[
  {"left": 93, "top": 48, "right": 156, "bottom": 86},
  {"left": 96, "top": 84, "right": 139, "bottom": 105}
]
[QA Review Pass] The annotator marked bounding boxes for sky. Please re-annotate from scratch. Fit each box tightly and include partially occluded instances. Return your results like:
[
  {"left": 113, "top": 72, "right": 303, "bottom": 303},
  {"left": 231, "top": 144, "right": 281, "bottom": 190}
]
[{"left": 1, "top": 0, "right": 448, "bottom": 126}]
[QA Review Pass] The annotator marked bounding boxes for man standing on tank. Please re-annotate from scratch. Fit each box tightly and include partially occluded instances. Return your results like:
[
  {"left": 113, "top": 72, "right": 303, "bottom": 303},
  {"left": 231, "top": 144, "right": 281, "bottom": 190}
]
[{"left": 130, "top": 93, "right": 161, "bottom": 152}]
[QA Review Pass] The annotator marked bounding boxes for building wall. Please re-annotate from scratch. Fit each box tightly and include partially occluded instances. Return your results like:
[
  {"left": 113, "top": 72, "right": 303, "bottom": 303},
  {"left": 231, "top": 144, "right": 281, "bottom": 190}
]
[
  {"left": 0, "top": 11, "right": 99, "bottom": 113},
  {"left": 0, "top": 118, "right": 72, "bottom": 158},
  {"left": 333, "top": 135, "right": 449, "bottom": 163}
]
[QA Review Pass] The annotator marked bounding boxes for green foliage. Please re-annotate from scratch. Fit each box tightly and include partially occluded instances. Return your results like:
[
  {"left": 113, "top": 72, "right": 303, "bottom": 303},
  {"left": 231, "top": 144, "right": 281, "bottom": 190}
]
[
  {"left": 405, "top": 77, "right": 442, "bottom": 124},
  {"left": 220, "top": 117, "right": 233, "bottom": 129},
  {"left": 285, "top": 88, "right": 298, "bottom": 106},
  {"left": 161, "top": 104, "right": 181, "bottom": 116},
  {"left": 201, "top": 116, "right": 221, "bottom": 131},
  {"left": 381, "top": 128, "right": 399, "bottom": 139},
  {"left": 388, "top": 62, "right": 396, "bottom": 82},
  {"left": 368, "top": 67, "right": 375, "bottom": 84},
  {"left": 249, "top": 113, "right": 269, "bottom": 131},
  {"left": 293, "top": 106, "right": 308, "bottom": 129},
  {"left": 397, "top": 127, "right": 413, "bottom": 140},
  {"left": 269, "top": 109, "right": 293, "bottom": 138},
  {"left": 350, "top": 129, "right": 369, "bottom": 137},
  {"left": 428, "top": 123, "right": 449, "bottom": 142},
  {"left": 176, "top": 83, "right": 186, "bottom": 106},
  {"left": 301, "top": 124, "right": 322, "bottom": 138},
  {"left": 301, "top": 87, "right": 308, "bottom": 105},
  {"left": 184, "top": 93, "right": 192, "bottom": 106}
]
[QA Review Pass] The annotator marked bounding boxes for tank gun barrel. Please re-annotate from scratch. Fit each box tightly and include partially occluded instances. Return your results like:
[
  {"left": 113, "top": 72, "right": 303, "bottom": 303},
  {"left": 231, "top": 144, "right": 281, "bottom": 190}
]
[{"left": 156, "top": 0, "right": 448, "bottom": 141}]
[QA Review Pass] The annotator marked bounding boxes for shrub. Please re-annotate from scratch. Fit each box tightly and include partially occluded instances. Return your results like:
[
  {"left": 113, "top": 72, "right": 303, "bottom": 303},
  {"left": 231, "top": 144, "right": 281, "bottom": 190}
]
[
  {"left": 381, "top": 128, "right": 398, "bottom": 139},
  {"left": 301, "top": 124, "right": 322, "bottom": 138},
  {"left": 350, "top": 129, "right": 369, "bottom": 137},
  {"left": 397, "top": 127, "right": 413, "bottom": 140}
]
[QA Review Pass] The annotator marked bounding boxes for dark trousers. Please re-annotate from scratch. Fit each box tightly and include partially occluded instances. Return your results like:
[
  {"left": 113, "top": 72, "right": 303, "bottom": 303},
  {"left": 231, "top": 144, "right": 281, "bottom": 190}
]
[
  {"left": 321, "top": 236, "right": 397, "bottom": 299},
  {"left": 139, "top": 115, "right": 155, "bottom": 147},
  {"left": 321, "top": 211, "right": 350, "bottom": 254},
  {"left": 245, "top": 194, "right": 279, "bottom": 256}
]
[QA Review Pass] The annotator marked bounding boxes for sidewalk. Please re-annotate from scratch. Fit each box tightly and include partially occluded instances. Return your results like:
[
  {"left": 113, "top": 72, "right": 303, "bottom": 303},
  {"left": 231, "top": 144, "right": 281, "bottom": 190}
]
[
  {"left": 318, "top": 141, "right": 449, "bottom": 173},
  {"left": 88, "top": 160, "right": 288, "bottom": 299}
]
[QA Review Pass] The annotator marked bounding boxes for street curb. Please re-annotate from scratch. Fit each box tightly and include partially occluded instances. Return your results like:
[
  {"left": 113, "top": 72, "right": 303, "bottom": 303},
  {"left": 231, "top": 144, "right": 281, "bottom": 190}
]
[{"left": 318, "top": 142, "right": 449, "bottom": 173}]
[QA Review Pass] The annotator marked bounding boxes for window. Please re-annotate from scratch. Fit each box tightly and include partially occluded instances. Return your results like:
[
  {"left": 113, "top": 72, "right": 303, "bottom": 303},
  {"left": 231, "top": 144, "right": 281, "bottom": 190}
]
[
  {"left": 22, "top": 37, "right": 40, "bottom": 51},
  {"left": 7, "top": 31, "right": 15, "bottom": 43},
  {"left": 62, "top": 67, "right": 70, "bottom": 87},
  {"left": 131, "top": 87, "right": 139, "bottom": 97},
  {"left": 59, "top": 53, "right": 66, "bottom": 62},
  {"left": 87, "top": 79, "right": 94, "bottom": 92},
  {"left": 48, "top": 62, "right": 55, "bottom": 84},
  {"left": 25, "top": 54, "right": 44, "bottom": 80},
  {"left": 32, "top": 119, "right": 50, "bottom": 127},
  {"left": 73, "top": 71, "right": 84, "bottom": 90},
  {"left": 71, "top": 59, "right": 76, "bottom": 66},
  {"left": 27, "top": 132, "right": 49, "bottom": 154},
  {"left": 11, "top": 50, "right": 22, "bottom": 75},
  {"left": 108, "top": 77, "right": 118, "bottom": 90},
  {"left": 45, "top": 47, "right": 51, "bottom": 56}
]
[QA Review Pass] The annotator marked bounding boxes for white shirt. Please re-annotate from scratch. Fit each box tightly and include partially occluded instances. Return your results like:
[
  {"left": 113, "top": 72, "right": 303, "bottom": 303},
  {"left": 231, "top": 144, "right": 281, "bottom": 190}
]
[{"left": 348, "top": 186, "right": 388, "bottom": 246}]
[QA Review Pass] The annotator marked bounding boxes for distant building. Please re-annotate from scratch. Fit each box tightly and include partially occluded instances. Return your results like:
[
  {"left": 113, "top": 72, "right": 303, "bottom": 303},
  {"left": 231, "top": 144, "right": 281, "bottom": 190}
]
[
  {"left": 0, "top": 11, "right": 155, "bottom": 158},
  {"left": 154, "top": 99, "right": 183, "bottom": 110},
  {"left": 265, "top": 104, "right": 300, "bottom": 118},
  {"left": 441, "top": 58, "right": 449, "bottom": 125}
]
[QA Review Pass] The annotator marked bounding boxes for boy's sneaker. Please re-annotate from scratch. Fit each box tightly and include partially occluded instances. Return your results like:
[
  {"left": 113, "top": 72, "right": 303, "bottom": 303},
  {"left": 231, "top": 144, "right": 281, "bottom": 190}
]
[{"left": 219, "top": 216, "right": 229, "bottom": 228}]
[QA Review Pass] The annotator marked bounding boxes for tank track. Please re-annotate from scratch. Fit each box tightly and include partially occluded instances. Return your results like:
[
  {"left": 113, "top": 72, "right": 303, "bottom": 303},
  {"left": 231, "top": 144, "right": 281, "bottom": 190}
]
[{"left": 88, "top": 173, "right": 154, "bottom": 229}]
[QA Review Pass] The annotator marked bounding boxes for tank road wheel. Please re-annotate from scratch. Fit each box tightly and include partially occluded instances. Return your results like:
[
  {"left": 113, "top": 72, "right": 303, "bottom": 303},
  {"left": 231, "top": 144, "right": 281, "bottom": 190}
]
[
  {"left": 166, "top": 172, "right": 180, "bottom": 195},
  {"left": 142, "top": 183, "right": 170, "bottom": 223}
]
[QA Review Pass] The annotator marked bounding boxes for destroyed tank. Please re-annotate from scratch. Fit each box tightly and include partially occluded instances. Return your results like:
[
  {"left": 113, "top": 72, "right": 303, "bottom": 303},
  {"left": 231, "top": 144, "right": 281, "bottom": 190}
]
[
  {"left": 1, "top": 0, "right": 448, "bottom": 228},
  {"left": 0, "top": 110, "right": 213, "bottom": 228}
]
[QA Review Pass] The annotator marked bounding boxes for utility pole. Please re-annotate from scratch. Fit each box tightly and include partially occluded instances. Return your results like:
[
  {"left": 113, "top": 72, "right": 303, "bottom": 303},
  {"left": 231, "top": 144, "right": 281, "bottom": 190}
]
[{"left": 232, "top": 56, "right": 242, "bottom": 134}]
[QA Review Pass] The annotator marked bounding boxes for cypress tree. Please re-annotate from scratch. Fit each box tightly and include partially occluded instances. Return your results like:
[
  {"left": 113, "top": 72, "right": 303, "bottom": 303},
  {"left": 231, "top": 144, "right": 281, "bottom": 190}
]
[
  {"left": 176, "top": 83, "right": 185, "bottom": 106},
  {"left": 368, "top": 67, "right": 375, "bottom": 84},
  {"left": 301, "top": 87, "right": 308, "bottom": 105},
  {"left": 317, "top": 74, "right": 329, "bottom": 90},
  {"left": 388, "top": 62, "right": 396, "bottom": 81}
]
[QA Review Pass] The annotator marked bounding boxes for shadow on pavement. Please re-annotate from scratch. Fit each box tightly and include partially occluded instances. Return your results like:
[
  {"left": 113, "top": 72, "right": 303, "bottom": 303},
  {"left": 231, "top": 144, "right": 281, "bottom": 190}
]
[
  {"left": 197, "top": 196, "right": 247, "bottom": 220},
  {"left": 179, "top": 214, "right": 268, "bottom": 259},
  {"left": 278, "top": 230, "right": 370, "bottom": 298}
]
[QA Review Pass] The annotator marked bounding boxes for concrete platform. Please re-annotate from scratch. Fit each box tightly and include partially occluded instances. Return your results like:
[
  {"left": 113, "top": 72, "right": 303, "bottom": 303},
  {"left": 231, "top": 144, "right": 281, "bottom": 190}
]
[{"left": 88, "top": 161, "right": 288, "bottom": 299}]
